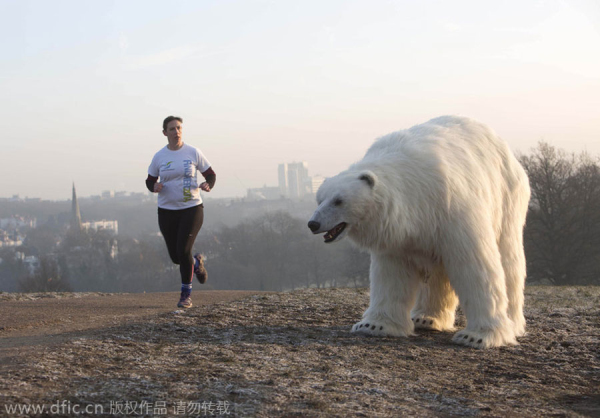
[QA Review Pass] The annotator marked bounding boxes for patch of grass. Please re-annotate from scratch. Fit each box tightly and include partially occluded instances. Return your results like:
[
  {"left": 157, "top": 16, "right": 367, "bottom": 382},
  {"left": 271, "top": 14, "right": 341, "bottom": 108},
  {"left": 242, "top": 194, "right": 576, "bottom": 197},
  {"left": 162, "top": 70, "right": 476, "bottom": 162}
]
[
  {"left": 153, "top": 340, "right": 169, "bottom": 352},
  {"left": 302, "top": 397, "right": 331, "bottom": 412},
  {"left": 216, "top": 356, "right": 237, "bottom": 363},
  {"left": 525, "top": 286, "right": 600, "bottom": 309}
]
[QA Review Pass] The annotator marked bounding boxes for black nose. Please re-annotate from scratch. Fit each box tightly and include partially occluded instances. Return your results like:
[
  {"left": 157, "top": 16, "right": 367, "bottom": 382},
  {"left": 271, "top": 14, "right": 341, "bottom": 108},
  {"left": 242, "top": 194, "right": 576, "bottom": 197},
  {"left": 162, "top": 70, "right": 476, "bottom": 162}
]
[{"left": 308, "top": 221, "right": 320, "bottom": 232}]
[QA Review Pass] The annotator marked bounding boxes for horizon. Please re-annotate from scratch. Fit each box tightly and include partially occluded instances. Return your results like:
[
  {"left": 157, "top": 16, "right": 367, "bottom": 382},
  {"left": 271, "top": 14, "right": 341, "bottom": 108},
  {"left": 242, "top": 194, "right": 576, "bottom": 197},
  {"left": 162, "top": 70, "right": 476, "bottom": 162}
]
[
  {"left": 2, "top": 133, "right": 599, "bottom": 203},
  {"left": 0, "top": 188, "right": 279, "bottom": 202},
  {"left": 2, "top": 0, "right": 599, "bottom": 201}
]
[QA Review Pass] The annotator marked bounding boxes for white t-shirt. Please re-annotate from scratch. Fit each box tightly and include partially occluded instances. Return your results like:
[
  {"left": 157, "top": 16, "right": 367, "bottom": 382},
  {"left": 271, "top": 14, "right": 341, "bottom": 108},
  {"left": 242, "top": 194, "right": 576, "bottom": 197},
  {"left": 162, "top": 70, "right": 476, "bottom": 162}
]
[{"left": 148, "top": 144, "right": 211, "bottom": 210}]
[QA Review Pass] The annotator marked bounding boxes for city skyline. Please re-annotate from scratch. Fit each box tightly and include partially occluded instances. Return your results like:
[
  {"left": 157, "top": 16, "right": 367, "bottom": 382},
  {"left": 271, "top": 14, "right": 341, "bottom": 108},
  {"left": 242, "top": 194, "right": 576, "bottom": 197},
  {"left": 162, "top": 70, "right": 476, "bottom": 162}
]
[{"left": 3, "top": 160, "right": 325, "bottom": 202}]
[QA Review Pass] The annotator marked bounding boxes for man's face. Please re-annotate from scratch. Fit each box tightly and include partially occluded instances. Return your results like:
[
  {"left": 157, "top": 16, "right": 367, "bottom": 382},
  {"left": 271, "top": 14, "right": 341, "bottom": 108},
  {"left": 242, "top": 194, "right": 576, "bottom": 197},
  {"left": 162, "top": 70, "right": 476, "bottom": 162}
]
[{"left": 163, "top": 120, "right": 182, "bottom": 142}]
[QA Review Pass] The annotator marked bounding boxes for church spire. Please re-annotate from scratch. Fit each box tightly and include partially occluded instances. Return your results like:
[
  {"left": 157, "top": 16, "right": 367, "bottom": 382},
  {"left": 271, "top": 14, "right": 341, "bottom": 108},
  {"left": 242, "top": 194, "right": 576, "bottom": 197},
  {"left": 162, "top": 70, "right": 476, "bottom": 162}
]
[{"left": 71, "top": 182, "right": 82, "bottom": 230}]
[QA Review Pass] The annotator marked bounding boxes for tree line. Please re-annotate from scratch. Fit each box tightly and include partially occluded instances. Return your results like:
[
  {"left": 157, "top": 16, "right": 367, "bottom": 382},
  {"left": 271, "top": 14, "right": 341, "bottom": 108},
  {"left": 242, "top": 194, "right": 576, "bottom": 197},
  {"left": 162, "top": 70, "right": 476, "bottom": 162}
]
[
  {"left": 1, "top": 213, "right": 370, "bottom": 293},
  {"left": 520, "top": 143, "right": 600, "bottom": 285}
]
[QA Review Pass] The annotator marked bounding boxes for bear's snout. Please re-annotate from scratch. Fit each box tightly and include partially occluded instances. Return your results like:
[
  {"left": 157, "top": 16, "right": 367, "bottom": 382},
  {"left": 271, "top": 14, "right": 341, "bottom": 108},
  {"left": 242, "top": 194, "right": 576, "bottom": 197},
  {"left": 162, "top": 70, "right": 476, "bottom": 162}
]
[{"left": 308, "top": 221, "right": 320, "bottom": 233}]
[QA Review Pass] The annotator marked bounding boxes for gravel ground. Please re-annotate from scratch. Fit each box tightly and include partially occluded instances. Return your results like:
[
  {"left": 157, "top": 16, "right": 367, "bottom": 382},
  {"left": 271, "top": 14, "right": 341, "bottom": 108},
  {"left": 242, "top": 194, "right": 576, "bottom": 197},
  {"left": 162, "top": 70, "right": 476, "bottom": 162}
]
[
  {"left": 0, "top": 292, "right": 116, "bottom": 302},
  {"left": 1, "top": 286, "right": 599, "bottom": 417}
]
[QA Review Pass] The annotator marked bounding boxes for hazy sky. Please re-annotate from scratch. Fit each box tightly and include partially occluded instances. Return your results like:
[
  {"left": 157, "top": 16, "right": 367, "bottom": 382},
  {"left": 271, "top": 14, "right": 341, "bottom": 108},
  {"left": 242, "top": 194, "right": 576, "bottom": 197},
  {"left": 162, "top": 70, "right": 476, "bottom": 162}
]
[{"left": 2, "top": 0, "right": 599, "bottom": 201}]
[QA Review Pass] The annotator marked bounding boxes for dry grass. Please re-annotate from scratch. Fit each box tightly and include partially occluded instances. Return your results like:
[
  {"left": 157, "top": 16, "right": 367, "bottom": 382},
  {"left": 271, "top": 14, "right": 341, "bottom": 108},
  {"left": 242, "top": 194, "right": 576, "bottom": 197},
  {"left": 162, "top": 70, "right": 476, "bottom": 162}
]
[{"left": 1, "top": 286, "right": 599, "bottom": 417}]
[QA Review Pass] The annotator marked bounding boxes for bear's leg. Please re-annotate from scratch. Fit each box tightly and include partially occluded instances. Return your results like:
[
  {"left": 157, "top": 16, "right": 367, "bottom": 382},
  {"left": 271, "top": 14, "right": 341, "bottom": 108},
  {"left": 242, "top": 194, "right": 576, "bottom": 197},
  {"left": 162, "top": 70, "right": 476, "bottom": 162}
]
[
  {"left": 499, "top": 217, "right": 527, "bottom": 337},
  {"left": 443, "top": 223, "right": 517, "bottom": 348},
  {"left": 411, "top": 270, "right": 458, "bottom": 331},
  {"left": 352, "top": 253, "right": 419, "bottom": 337}
]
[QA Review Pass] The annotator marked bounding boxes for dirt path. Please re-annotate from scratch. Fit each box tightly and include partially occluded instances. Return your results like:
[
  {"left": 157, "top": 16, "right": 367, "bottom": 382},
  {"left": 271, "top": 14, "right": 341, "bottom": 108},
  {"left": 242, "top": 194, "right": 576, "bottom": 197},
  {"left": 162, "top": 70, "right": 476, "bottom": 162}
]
[
  {"left": 1, "top": 287, "right": 599, "bottom": 416},
  {"left": 0, "top": 291, "right": 263, "bottom": 367}
]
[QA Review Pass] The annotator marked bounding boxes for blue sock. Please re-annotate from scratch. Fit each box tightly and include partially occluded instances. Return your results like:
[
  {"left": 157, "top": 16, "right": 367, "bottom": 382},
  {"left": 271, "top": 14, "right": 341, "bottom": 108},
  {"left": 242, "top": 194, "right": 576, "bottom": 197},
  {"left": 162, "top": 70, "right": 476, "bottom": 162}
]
[{"left": 181, "top": 283, "right": 192, "bottom": 296}]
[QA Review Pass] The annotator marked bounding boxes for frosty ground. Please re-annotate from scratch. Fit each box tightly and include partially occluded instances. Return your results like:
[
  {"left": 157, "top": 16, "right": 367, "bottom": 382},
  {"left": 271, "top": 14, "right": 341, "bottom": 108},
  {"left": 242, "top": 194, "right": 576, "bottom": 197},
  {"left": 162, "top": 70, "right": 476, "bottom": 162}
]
[{"left": 1, "top": 286, "right": 598, "bottom": 417}]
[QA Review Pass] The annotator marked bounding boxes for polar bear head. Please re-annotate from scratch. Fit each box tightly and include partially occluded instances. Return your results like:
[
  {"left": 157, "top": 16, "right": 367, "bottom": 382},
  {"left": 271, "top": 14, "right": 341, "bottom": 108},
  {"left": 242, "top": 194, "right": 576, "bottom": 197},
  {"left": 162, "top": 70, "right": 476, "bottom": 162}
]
[{"left": 308, "top": 169, "right": 378, "bottom": 243}]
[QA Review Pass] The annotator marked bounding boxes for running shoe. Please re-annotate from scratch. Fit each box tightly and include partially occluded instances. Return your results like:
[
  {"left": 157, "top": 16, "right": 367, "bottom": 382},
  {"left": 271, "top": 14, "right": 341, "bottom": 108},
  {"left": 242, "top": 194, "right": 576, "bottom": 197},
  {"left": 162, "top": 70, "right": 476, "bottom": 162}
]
[
  {"left": 177, "top": 292, "right": 192, "bottom": 308},
  {"left": 193, "top": 253, "right": 208, "bottom": 284}
]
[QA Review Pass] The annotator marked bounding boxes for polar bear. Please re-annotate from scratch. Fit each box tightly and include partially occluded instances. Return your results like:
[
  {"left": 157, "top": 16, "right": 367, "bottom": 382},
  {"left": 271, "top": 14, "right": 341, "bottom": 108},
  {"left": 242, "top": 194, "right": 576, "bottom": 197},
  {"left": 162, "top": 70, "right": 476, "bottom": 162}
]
[{"left": 308, "top": 116, "right": 530, "bottom": 348}]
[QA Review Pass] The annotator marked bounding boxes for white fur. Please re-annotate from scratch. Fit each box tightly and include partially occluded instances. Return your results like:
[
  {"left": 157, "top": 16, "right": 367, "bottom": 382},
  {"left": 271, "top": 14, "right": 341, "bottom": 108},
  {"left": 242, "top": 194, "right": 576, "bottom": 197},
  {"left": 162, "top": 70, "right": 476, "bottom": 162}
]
[{"left": 309, "top": 116, "right": 530, "bottom": 348}]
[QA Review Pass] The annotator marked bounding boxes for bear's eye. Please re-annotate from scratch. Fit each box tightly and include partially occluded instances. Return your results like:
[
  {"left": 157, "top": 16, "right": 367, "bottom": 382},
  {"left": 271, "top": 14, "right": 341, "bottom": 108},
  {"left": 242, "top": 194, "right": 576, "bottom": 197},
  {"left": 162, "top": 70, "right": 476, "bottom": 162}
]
[{"left": 334, "top": 198, "right": 343, "bottom": 206}]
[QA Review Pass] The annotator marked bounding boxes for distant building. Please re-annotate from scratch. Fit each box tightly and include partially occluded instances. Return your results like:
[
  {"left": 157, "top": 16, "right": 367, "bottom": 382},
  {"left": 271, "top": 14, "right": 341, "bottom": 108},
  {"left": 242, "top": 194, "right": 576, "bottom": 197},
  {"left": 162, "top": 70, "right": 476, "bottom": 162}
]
[
  {"left": 251, "top": 162, "right": 321, "bottom": 201},
  {"left": 71, "top": 183, "right": 83, "bottom": 230},
  {"left": 309, "top": 175, "right": 325, "bottom": 194},
  {"left": 0, "top": 230, "right": 23, "bottom": 248},
  {"left": 278, "top": 164, "right": 289, "bottom": 197},
  {"left": 277, "top": 161, "right": 314, "bottom": 199},
  {"left": 82, "top": 220, "right": 119, "bottom": 235},
  {"left": 287, "top": 162, "right": 309, "bottom": 199},
  {"left": 0, "top": 216, "right": 36, "bottom": 230},
  {"left": 70, "top": 184, "right": 118, "bottom": 235},
  {"left": 0, "top": 216, "right": 34, "bottom": 248}
]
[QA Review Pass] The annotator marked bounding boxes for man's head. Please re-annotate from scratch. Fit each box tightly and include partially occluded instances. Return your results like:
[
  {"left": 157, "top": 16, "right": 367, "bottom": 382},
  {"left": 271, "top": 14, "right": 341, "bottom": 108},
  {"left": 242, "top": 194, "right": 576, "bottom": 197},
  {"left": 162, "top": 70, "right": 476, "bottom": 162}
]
[
  {"left": 163, "top": 116, "right": 183, "bottom": 143},
  {"left": 163, "top": 116, "right": 182, "bottom": 131}
]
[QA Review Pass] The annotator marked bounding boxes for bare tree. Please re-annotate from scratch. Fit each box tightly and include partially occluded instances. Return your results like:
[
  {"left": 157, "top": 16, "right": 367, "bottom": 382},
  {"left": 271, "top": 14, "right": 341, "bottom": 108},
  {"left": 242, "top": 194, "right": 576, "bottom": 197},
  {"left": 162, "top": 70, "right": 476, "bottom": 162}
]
[
  {"left": 0, "top": 249, "right": 27, "bottom": 292},
  {"left": 19, "top": 255, "right": 72, "bottom": 292},
  {"left": 520, "top": 142, "right": 600, "bottom": 284},
  {"left": 340, "top": 244, "right": 370, "bottom": 288},
  {"left": 204, "top": 210, "right": 370, "bottom": 291},
  {"left": 252, "top": 211, "right": 304, "bottom": 291}
]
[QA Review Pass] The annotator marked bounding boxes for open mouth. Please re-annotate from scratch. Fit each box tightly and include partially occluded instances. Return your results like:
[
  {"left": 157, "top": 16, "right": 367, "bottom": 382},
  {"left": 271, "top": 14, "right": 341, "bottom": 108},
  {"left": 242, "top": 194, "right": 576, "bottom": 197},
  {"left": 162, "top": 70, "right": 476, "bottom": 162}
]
[{"left": 324, "top": 222, "right": 347, "bottom": 243}]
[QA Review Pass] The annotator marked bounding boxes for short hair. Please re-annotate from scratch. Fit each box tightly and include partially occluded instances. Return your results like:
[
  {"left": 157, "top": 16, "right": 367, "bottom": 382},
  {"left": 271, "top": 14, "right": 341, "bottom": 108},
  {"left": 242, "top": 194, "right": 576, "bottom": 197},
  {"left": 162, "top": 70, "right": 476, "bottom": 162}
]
[{"left": 163, "top": 116, "right": 183, "bottom": 131}]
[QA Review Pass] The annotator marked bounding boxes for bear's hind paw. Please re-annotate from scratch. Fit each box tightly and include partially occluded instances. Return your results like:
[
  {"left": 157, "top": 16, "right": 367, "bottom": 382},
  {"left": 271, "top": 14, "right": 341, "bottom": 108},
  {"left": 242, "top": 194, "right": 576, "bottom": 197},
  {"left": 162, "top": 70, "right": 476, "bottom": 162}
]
[
  {"left": 411, "top": 315, "right": 453, "bottom": 331},
  {"left": 352, "top": 319, "right": 409, "bottom": 337}
]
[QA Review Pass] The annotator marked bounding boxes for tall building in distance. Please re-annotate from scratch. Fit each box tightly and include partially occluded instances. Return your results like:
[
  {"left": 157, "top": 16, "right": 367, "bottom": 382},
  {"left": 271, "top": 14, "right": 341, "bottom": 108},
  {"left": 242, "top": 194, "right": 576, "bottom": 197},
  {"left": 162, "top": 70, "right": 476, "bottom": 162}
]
[
  {"left": 278, "top": 163, "right": 289, "bottom": 197},
  {"left": 70, "top": 182, "right": 82, "bottom": 230},
  {"left": 309, "top": 175, "right": 325, "bottom": 194},
  {"left": 287, "top": 162, "right": 309, "bottom": 199},
  {"left": 69, "top": 183, "right": 119, "bottom": 237},
  {"left": 248, "top": 161, "right": 324, "bottom": 201},
  {"left": 277, "top": 161, "right": 323, "bottom": 199}
]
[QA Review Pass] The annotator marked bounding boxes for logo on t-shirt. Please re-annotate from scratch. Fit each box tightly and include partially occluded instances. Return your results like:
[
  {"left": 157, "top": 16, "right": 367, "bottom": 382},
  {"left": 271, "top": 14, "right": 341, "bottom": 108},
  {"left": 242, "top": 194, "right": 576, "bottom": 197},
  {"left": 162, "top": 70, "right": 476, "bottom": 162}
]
[
  {"left": 183, "top": 159, "right": 193, "bottom": 202},
  {"left": 161, "top": 161, "right": 175, "bottom": 172}
]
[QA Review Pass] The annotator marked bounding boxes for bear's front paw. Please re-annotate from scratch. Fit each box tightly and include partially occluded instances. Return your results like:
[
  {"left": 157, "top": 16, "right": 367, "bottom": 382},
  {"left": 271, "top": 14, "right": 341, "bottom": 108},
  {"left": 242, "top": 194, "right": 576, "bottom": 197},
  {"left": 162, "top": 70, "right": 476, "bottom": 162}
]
[
  {"left": 351, "top": 319, "right": 411, "bottom": 337},
  {"left": 452, "top": 328, "right": 517, "bottom": 349}
]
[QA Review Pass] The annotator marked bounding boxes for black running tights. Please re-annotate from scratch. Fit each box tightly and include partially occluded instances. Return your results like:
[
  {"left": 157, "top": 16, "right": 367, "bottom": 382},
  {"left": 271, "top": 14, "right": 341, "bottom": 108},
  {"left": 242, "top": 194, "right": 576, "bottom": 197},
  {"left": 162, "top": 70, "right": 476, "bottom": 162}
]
[{"left": 158, "top": 204, "right": 204, "bottom": 284}]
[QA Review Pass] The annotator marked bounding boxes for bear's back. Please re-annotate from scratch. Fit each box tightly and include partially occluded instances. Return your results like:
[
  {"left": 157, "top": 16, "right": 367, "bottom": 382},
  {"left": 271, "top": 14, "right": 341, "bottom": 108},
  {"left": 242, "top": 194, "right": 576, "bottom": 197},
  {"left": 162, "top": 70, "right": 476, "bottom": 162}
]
[
  {"left": 357, "top": 115, "right": 528, "bottom": 217},
  {"left": 365, "top": 116, "right": 500, "bottom": 158},
  {"left": 361, "top": 116, "right": 521, "bottom": 179}
]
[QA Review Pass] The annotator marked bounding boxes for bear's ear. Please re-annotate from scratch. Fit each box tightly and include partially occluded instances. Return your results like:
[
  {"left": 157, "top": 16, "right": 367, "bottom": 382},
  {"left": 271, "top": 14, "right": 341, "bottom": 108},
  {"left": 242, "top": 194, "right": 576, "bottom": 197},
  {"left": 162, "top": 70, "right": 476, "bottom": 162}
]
[{"left": 359, "top": 171, "right": 377, "bottom": 189}]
